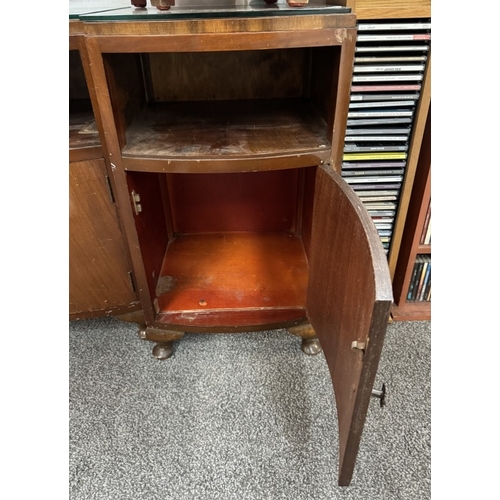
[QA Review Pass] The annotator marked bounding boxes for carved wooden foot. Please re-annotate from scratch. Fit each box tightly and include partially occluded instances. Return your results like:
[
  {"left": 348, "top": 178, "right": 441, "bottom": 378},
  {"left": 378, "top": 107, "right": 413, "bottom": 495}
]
[
  {"left": 301, "top": 338, "right": 323, "bottom": 355},
  {"left": 287, "top": 322, "right": 323, "bottom": 355},
  {"left": 137, "top": 325, "right": 185, "bottom": 359}
]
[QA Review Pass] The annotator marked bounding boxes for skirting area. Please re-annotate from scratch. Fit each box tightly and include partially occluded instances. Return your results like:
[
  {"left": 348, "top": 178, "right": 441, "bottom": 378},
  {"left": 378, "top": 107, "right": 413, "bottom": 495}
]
[{"left": 69, "top": 317, "right": 431, "bottom": 500}]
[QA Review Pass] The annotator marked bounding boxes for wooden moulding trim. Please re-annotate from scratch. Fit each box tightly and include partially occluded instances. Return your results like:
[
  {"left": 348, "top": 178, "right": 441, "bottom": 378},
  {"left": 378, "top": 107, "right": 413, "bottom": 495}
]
[
  {"left": 122, "top": 151, "right": 330, "bottom": 173},
  {"left": 82, "top": 14, "right": 357, "bottom": 36},
  {"left": 96, "top": 29, "right": 351, "bottom": 53},
  {"left": 153, "top": 308, "right": 308, "bottom": 333},
  {"left": 69, "top": 21, "right": 85, "bottom": 37},
  {"left": 69, "top": 301, "right": 142, "bottom": 321}
]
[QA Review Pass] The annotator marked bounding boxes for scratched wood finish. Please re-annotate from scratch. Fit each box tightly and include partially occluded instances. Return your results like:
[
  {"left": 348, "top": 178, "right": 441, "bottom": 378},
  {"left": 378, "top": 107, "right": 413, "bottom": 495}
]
[
  {"left": 98, "top": 29, "right": 349, "bottom": 54},
  {"left": 69, "top": 110, "right": 102, "bottom": 161},
  {"left": 84, "top": 13, "right": 356, "bottom": 36},
  {"left": 156, "top": 308, "right": 307, "bottom": 331},
  {"left": 155, "top": 232, "right": 309, "bottom": 327},
  {"left": 122, "top": 100, "right": 329, "bottom": 163},
  {"left": 307, "top": 165, "right": 392, "bottom": 486},
  {"left": 166, "top": 170, "right": 300, "bottom": 234},
  {"left": 69, "top": 158, "right": 138, "bottom": 317}
]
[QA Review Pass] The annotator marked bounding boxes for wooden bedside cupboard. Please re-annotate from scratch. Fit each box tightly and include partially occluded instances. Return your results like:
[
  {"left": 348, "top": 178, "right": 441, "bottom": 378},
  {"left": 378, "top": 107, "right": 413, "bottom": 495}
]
[{"left": 69, "top": 0, "right": 393, "bottom": 486}]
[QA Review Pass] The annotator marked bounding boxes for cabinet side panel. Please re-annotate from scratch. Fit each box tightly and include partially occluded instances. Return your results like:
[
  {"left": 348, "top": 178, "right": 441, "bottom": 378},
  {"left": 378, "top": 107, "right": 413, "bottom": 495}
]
[
  {"left": 300, "top": 165, "right": 317, "bottom": 259},
  {"left": 69, "top": 158, "right": 138, "bottom": 315},
  {"left": 126, "top": 172, "right": 170, "bottom": 303},
  {"left": 103, "top": 53, "right": 146, "bottom": 149}
]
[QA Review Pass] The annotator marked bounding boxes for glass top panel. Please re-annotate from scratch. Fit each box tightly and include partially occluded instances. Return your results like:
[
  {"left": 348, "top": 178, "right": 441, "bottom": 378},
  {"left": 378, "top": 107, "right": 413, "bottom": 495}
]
[
  {"left": 69, "top": 0, "right": 133, "bottom": 19},
  {"left": 75, "top": 0, "right": 351, "bottom": 21}
]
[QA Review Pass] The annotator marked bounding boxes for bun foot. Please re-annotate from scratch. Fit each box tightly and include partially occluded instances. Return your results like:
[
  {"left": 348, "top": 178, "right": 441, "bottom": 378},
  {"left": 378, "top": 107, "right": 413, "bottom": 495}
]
[
  {"left": 152, "top": 342, "right": 173, "bottom": 360},
  {"left": 301, "top": 338, "right": 322, "bottom": 356}
]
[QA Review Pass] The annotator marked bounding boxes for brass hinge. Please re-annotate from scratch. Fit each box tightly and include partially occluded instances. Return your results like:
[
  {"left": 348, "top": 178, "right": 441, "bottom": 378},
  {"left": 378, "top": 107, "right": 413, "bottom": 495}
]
[
  {"left": 131, "top": 190, "right": 142, "bottom": 215},
  {"left": 351, "top": 338, "right": 369, "bottom": 354},
  {"left": 128, "top": 271, "right": 136, "bottom": 293}
]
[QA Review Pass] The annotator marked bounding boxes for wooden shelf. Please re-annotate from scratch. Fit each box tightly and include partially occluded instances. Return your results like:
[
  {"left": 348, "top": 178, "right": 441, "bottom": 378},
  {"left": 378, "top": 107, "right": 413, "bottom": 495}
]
[
  {"left": 417, "top": 244, "right": 431, "bottom": 254},
  {"left": 69, "top": 110, "right": 100, "bottom": 148},
  {"left": 121, "top": 99, "right": 331, "bottom": 172},
  {"left": 154, "top": 231, "right": 309, "bottom": 328},
  {"left": 69, "top": 109, "right": 102, "bottom": 160},
  {"left": 391, "top": 301, "right": 430, "bottom": 321}
]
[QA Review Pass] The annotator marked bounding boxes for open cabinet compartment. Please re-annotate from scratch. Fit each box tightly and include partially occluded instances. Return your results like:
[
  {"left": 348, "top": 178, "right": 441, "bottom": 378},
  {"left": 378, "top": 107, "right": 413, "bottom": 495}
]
[
  {"left": 69, "top": 48, "right": 101, "bottom": 154},
  {"left": 103, "top": 46, "right": 342, "bottom": 172},
  {"left": 127, "top": 166, "right": 317, "bottom": 330}
]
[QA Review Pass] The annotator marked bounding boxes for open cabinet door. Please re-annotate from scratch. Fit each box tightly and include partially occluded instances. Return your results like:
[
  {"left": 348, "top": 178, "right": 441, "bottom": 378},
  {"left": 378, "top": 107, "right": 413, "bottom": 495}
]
[{"left": 307, "top": 165, "right": 393, "bottom": 486}]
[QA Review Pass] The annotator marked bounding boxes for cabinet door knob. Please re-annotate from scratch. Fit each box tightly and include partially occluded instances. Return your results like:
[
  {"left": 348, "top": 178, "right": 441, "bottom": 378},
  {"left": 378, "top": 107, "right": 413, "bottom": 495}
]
[{"left": 371, "top": 383, "right": 386, "bottom": 407}]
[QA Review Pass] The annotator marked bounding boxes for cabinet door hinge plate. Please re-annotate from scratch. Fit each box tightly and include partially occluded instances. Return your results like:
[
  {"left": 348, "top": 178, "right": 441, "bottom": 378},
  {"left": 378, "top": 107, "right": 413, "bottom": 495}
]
[
  {"left": 131, "top": 190, "right": 142, "bottom": 215},
  {"left": 128, "top": 271, "right": 136, "bottom": 293},
  {"left": 105, "top": 175, "right": 115, "bottom": 203}
]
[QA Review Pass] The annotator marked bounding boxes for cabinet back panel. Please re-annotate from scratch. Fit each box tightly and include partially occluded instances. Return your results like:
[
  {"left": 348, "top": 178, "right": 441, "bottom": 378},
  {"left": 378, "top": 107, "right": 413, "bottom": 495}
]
[
  {"left": 166, "top": 170, "right": 300, "bottom": 234},
  {"left": 148, "top": 50, "right": 306, "bottom": 102},
  {"left": 69, "top": 50, "right": 90, "bottom": 102}
]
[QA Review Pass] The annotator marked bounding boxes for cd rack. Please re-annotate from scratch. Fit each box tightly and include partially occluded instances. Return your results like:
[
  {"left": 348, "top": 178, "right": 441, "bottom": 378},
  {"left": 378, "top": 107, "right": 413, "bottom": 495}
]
[{"left": 342, "top": 19, "right": 431, "bottom": 255}]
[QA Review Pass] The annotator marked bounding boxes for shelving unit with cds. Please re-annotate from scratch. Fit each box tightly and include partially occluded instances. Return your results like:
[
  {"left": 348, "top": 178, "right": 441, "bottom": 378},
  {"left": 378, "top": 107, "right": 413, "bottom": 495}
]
[
  {"left": 341, "top": 18, "right": 431, "bottom": 264},
  {"left": 391, "top": 104, "right": 431, "bottom": 321}
]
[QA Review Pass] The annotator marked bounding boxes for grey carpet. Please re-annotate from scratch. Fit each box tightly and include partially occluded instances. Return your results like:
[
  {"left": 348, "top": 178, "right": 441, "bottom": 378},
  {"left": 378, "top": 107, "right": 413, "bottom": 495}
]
[{"left": 69, "top": 318, "right": 431, "bottom": 499}]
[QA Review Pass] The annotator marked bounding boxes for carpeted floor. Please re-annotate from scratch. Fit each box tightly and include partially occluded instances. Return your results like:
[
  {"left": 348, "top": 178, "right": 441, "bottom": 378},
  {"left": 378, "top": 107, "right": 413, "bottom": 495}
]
[{"left": 69, "top": 317, "right": 431, "bottom": 499}]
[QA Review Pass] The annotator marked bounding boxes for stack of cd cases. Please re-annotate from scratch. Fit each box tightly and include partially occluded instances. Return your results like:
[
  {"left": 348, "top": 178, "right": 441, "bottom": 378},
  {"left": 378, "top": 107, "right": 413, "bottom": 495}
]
[{"left": 342, "top": 19, "right": 431, "bottom": 254}]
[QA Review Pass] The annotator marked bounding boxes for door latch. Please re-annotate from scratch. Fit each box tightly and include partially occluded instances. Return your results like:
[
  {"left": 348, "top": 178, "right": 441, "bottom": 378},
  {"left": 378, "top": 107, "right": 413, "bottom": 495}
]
[{"left": 131, "top": 190, "right": 142, "bottom": 215}]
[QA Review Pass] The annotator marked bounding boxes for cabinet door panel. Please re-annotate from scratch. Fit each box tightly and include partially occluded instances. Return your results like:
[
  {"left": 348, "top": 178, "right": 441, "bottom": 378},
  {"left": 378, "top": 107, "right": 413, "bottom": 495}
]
[
  {"left": 307, "top": 165, "right": 392, "bottom": 486},
  {"left": 69, "top": 158, "right": 138, "bottom": 317}
]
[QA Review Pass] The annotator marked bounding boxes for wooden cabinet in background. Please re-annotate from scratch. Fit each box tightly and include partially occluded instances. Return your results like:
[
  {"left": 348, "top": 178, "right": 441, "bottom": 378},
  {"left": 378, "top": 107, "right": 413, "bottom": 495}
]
[
  {"left": 69, "top": 33, "right": 139, "bottom": 319},
  {"left": 391, "top": 104, "right": 431, "bottom": 320},
  {"left": 69, "top": 157, "right": 139, "bottom": 318}
]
